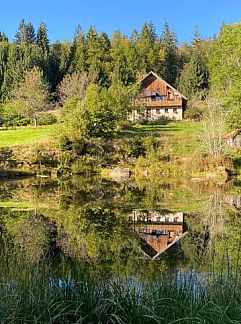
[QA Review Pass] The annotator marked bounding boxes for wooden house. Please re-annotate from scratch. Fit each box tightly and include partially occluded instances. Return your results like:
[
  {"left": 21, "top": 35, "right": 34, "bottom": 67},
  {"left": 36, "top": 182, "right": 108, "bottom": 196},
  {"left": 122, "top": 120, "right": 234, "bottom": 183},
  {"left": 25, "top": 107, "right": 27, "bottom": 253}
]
[
  {"left": 224, "top": 129, "right": 241, "bottom": 148},
  {"left": 129, "top": 71, "right": 187, "bottom": 122}
]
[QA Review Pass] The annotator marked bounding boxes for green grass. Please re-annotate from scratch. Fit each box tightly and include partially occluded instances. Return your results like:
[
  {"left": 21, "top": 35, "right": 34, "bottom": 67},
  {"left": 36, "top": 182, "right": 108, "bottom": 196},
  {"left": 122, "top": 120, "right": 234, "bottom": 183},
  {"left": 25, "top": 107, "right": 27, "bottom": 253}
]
[
  {"left": 124, "top": 121, "right": 203, "bottom": 136},
  {"left": 0, "top": 267, "right": 240, "bottom": 323},
  {"left": 0, "top": 201, "right": 34, "bottom": 209},
  {"left": 0, "top": 124, "right": 59, "bottom": 147}
]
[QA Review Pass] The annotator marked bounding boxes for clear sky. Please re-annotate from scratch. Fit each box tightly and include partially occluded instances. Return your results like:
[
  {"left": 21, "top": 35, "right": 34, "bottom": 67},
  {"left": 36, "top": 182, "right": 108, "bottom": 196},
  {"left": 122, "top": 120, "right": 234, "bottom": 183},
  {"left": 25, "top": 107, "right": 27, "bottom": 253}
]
[{"left": 0, "top": 0, "right": 241, "bottom": 43}]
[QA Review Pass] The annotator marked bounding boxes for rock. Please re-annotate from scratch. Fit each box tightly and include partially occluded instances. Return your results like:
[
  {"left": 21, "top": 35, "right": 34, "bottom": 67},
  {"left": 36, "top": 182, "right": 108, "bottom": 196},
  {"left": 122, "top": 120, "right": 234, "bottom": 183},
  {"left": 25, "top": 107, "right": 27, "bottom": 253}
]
[
  {"left": 217, "top": 166, "right": 226, "bottom": 172},
  {"left": 191, "top": 177, "right": 208, "bottom": 182},
  {"left": 206, "top": 172, "right": 216, "bottom": 179},
  {"left": 110, "top": 167, "right": 130, "bottom": 182}
]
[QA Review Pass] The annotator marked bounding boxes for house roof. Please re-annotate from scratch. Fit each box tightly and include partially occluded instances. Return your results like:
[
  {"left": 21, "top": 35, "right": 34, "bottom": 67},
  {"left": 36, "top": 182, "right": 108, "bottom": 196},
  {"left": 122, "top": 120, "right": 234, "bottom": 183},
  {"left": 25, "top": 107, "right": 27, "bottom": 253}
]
[
  {"left": 140, "top": 71, "right": 188, "bottom": 100},
  {"left": 224, "top": 129, "right": 241, "bottom": 139}
]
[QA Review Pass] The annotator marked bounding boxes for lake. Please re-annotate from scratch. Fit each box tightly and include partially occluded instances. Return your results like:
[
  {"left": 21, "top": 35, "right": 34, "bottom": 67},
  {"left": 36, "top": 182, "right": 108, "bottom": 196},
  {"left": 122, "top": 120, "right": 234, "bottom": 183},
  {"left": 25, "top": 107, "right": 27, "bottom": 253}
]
[
  {"left": 0, "top": 175, "right": 240, "bottom": 277},
  {"left": 0, "top": 176, "right": 241, "bottom": 322}
]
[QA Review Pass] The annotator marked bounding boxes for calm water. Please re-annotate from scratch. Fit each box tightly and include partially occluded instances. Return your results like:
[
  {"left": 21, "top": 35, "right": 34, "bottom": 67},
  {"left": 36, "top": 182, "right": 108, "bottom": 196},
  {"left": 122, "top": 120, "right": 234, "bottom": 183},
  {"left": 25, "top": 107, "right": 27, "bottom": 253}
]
[{"left": 0, "top": 176, "right": 240, "bottom": 281}]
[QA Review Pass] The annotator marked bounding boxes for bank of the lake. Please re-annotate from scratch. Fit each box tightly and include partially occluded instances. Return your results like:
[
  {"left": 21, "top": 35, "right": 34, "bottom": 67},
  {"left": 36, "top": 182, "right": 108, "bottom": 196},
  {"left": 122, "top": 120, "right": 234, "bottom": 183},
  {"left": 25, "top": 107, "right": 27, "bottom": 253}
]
[{"left": 0, "top": 121, "right": 239, "bottom": 183}]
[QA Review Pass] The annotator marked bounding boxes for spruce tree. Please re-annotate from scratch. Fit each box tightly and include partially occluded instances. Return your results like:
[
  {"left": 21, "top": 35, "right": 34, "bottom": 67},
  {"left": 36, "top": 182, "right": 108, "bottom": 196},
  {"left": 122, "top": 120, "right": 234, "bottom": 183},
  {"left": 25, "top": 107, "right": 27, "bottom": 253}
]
[
  {"left": 0, "top": 32, "right": 8, "bottom": 43},
  {"left": 178, "top": 49, "right": 208, "bottom": 99},
  {"left": 14, "top": 19, "right": 35, "bottom": 44},
  {"left": 137, "top": 22, "right": 160, "bottom": 72},
  {"left": 36, "top": 22, "right": 49, "bottom": 55},
  {"left": 160, "top": 22, "right": 179, "bottom": 84}
]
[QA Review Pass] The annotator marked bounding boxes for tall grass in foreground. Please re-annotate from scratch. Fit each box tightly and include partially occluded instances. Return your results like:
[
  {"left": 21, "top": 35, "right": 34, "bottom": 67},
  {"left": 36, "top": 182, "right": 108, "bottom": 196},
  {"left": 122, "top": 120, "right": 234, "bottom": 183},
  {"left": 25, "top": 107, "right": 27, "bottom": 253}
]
[{"left": 0, "top": 267, "right": 240, "bottom": 323}]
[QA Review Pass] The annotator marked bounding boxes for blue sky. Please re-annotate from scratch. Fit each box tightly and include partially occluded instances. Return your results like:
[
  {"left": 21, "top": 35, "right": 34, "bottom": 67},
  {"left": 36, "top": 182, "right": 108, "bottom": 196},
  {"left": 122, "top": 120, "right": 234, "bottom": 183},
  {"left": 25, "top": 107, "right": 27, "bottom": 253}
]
[{"left": 0, "top": 0, "right": 241, "bottom": 43}]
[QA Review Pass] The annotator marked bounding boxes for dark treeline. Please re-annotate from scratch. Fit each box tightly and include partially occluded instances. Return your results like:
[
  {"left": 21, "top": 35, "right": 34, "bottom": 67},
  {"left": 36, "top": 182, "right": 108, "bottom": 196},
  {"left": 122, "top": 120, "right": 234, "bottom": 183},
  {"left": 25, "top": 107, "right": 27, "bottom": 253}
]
[{"left": 0, "top": 19, "right": 209, "bottom": 103}]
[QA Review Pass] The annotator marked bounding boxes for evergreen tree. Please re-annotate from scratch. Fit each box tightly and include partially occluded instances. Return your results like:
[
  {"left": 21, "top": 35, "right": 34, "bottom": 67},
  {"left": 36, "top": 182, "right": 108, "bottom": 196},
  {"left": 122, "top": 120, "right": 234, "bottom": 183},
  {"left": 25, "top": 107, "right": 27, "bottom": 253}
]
[
  {"left": 14, "top": 19, "right": 35, "bottom": 44},
  {"left": 36, "top": 22, "right": 50, "bottom": 55},
  {"left": 0, "top": 32, "right": 8, "bottom": 42},
  {"left": 178, "top": 49, "right": 209, "bottom": 99},
  {"left": 86, "top": 27, "right": 111, "bottom": 86},
  {"left": 160, "top": 22, "right": 179, "bottom": 84},
  {"left": 1, "top": 45, "right": 23, "bottom": 100},
  {"left": 68, "top": 26, "right": 87, "bottom": 73},
  {"left": 192, "top": 25, "right": 202, "bottom": 46},
  {"left": 0, "top": 44, "right": 9, "bottom": 100},
  {"left": 136, "top": 22, "right": 160, "bottom": 72},
  {"left": 110, "top": 31, "right": 138, "bottom": 84}
]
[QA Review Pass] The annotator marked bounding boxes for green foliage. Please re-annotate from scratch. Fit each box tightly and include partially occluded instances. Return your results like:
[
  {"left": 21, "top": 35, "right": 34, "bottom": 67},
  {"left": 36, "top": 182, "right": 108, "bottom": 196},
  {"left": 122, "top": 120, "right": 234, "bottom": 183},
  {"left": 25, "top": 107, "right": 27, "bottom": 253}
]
[
  {"left": 12, "top": 67, "right": 50, "bottom": 125},
  {"left": 0, "top": 31, "right": 8, "bottom": 43},
  {"left": 209, "top": 22, "right": 241, "bottom": 129},
  {"left": 178, "top": 48, "right": 209, "bottom": 99},
  {"left": 14, "top": 19, "right": 36, "bottom": 45},
  {"left": 159, "top": 22, "right": 179, "bottom": 85},
  {"left": 38, "top": 113, "right": 57, "bottom": 125},
  {"left": 62, "top": 82, "right": 128, "bottom": 139},
  {"left": 36, "top": 22, "right": 49, "bottom": 56},
  {"left": 124, "top": 136, "right": 145, "bottom": 158}
]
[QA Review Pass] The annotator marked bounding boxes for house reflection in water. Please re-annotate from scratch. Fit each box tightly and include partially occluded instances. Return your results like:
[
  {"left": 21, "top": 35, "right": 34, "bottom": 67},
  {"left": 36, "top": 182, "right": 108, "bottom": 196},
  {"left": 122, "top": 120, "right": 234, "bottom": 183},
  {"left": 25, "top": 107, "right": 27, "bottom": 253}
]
[{"left": 129, "top": 210, "right": 188, "bottom": 259}]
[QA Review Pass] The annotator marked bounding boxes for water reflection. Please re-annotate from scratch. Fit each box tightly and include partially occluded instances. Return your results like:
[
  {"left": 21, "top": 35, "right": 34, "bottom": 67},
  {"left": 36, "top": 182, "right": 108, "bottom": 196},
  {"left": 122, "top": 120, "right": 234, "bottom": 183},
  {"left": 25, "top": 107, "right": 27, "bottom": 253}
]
[
  {"left": 0, "top": 176, "right": 240, "bottom": 279},
  {"left": 129, "top": 210, "right": 187, "bottom": 259}
]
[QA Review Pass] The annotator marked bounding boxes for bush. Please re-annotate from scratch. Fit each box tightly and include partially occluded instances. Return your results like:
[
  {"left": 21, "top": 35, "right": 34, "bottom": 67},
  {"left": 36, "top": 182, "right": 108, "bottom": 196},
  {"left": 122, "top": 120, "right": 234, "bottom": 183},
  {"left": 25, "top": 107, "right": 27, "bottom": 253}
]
[
  {"left": 138, "top": 115, "right": 170, "bottom": 125},
  {"left": 116, "top": 120, "right": 134, "bottom": 131},
  {"left": 38, "top": 114, "right": 57, "bottom": 126},
  {"left": 124, "top": 136, "right": 145, "bottom": 158}
]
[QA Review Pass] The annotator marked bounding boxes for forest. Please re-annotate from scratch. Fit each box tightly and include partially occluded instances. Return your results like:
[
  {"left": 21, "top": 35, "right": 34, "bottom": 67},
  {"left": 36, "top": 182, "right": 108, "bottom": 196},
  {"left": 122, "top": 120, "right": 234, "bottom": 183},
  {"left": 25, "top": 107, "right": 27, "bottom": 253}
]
[{"left": 0, "top": 19, "right": 240, "bottom": 133}]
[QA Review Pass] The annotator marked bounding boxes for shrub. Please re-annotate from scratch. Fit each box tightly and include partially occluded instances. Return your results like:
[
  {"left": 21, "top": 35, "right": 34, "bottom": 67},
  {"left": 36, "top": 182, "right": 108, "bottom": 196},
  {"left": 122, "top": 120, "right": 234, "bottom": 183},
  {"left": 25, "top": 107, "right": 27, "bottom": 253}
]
[
  {"left": 124, "top": 136, "right": 145, "bottom": 158},
  {"left": 116, "top": 120, "right": 134, "bottom": 131},
  {"left": 38, "top": 114, "right": 57, "bottom": 126}
]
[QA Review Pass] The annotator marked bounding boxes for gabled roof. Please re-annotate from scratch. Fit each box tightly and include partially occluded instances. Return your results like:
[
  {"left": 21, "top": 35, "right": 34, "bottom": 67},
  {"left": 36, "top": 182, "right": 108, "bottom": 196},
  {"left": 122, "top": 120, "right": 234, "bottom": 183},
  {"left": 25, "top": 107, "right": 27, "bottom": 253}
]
[
  {"left": 224, "top": 129, "right": 241, "bottom": 139},
  {"left": 140, "top": 71, "right": 188, "bottom": 100}
]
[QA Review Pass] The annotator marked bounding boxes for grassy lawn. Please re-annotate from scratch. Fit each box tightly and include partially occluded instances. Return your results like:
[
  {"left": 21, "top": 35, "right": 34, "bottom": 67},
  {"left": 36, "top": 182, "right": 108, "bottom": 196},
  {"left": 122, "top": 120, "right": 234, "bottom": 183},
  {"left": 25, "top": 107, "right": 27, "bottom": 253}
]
[
  {"left": 0, "top": 124, "right": 59, "bottom": 147},
  {"left": 126, "top": 120, "right": 203, "bottom": 136},
  {"left": 123, "top": 120, "right": 204, "bottom": 157}
]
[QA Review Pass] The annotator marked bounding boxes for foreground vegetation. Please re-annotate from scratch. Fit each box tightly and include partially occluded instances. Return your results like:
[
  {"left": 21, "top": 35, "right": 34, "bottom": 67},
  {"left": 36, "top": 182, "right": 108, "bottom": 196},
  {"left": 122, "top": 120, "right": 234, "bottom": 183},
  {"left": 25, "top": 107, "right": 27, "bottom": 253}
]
[{"left": 0, "top": 266, "right": 240, "bottom": 323}]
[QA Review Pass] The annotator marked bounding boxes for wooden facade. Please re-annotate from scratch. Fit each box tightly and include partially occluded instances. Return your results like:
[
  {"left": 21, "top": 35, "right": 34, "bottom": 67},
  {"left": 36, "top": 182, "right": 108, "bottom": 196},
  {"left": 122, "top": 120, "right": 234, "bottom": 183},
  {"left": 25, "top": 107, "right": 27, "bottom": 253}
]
[{"left": 129, "top": 71, "right": 187, "bottom": 122}]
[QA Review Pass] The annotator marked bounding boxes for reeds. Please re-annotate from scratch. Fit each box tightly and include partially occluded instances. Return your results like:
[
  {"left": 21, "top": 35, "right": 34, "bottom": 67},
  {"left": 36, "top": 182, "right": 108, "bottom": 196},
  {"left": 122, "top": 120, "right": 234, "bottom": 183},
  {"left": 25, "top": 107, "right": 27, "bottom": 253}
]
[{"left": 0, "top": 265, "right": 240, "bottom": 323}]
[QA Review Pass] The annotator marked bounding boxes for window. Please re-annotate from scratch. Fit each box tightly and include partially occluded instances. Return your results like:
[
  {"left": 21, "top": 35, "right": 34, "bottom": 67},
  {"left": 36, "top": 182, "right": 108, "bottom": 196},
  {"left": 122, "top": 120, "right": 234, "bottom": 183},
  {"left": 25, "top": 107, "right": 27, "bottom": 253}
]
[
  {"left": 173, "top": 108, "right": 178, "bottom": 114},
  {"left": 156, "top": 108, "right": 160, "bottom": 114},
  {"left": 165, "top": 108, "right": 168, "bottom": 113}
]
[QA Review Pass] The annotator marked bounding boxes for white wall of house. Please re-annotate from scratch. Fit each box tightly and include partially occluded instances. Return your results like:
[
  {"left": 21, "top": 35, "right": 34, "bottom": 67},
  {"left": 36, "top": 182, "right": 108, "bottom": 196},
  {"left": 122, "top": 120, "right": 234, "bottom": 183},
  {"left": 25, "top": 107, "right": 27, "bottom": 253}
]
[{"left": 128, "top": 107, "right": 183, "bottom": 122}]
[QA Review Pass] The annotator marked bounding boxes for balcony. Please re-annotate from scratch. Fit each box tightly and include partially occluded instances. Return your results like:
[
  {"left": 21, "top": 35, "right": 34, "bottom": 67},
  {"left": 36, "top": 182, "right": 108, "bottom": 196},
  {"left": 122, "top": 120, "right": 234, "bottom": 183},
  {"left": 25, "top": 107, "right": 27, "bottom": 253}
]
[{"left": 132, "top": 98, "right": 183, "bottom": 107}]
